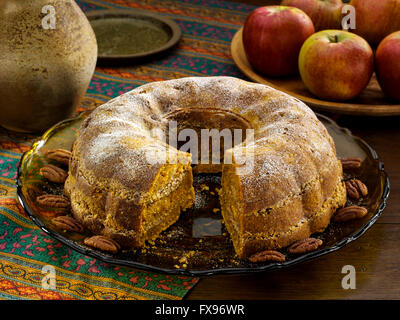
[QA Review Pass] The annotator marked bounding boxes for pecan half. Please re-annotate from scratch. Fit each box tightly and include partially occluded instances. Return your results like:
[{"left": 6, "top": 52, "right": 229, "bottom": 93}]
[
  {"left": 287, "top": 238, "right": 323, "bottom": 254},
  {"left": 345, "top": 179, "right": 368, "bottom": 199},
  {"left": 333, "top": 206, "right": 368, "bottom": 222},
  {"left": 340, "top": 157, "right": 362, "bottom": 170},
  {"left": 46, "top": 149, "right": 72, "bottom": 166},
  {"left": 40, "top": 164, "right": 68, "bottom": 183},
  {"left": 52, "top": 216, "right": 84, "bottom": 233},
  {"left": 84, "top": 236, "right": 120, "bottom": 254},
  {"left": 36, "top": 194, "right": 70, "bottom": 208},
  {"left": 249, "top": 250, "right": 286, "bottom": 263}
]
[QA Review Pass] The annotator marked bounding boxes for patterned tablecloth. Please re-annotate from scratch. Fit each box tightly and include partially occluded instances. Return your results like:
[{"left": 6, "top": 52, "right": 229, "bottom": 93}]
[{"left": 0, "top": 0, "right": 256, "bottom": 300}]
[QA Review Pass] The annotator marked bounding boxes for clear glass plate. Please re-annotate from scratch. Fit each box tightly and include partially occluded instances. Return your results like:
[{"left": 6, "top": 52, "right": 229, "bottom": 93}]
[{"left": 17, "top": 111, "right": 389, "bottom": 275}]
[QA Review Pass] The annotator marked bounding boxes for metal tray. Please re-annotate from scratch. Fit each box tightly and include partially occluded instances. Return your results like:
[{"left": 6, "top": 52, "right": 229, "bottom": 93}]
[{"left": 86, "top": 9, "right": 181, "bottom": 62}]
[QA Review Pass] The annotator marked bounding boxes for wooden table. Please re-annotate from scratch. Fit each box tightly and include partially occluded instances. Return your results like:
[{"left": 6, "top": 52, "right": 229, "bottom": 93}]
[{"left": 187, "top": 0, "right": 400, "bottom": 300}]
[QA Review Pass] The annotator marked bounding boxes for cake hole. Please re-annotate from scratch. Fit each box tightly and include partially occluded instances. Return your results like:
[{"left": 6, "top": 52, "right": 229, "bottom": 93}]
[{"left": 164, "top": 108, "right": 252, "bottom": 170}]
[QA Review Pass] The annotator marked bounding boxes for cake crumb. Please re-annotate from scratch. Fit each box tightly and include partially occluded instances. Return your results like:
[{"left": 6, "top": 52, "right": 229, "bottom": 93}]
[
  {"left": 197, "top": 184, "right": 209, "bottom": 192},
  {"left": 179, "top": 256, "right": 188, "bottom": 264}
]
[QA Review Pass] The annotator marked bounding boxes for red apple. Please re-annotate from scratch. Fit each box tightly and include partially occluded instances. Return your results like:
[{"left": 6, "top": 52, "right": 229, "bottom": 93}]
[
  {"left": 299, "top": 30, "right": 374, "bottom": 100},
  {"left": 243, "top": 5, "right": 315, "bottom": 77},
  {"left": 281, "top": 0, "right": 343, "bottom": 31},
  {"left": 349, "top": 0, "right": 400, "bottom": 45},
  {"left": 376, "top": 31, "right": 400, "bottom": 100}
]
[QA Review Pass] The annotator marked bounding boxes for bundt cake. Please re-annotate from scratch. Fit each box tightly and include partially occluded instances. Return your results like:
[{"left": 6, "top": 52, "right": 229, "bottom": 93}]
[{"left": 64, "top": 76, "right": 346, "bottom": 259}]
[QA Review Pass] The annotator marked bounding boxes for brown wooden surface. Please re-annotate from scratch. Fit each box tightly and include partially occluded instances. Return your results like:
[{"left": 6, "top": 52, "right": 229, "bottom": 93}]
[{"left": 186, "top": 0, "right": 400, "bottom": 300}]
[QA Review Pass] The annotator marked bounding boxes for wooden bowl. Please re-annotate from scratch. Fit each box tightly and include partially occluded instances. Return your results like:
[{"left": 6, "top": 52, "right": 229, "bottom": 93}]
[{"left": 231, "top": 28, "right": 400, "bottom": 116}]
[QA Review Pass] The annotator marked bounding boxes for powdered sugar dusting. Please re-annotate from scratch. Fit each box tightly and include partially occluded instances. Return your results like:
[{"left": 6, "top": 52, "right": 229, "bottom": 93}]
[{"left": 73, "top": 76, "right": 339, "bottom": 206}]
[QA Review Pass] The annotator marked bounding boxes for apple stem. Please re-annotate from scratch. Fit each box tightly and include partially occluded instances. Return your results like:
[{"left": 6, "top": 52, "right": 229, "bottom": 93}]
[{"left": 328, "top": 34, "right": 339, "bottom": 43}]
